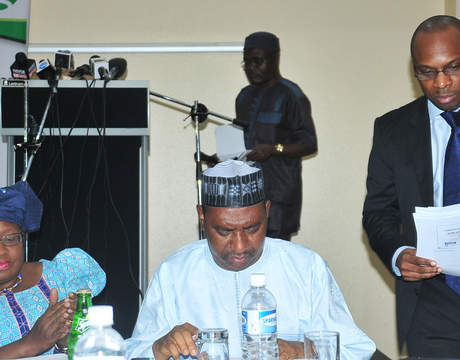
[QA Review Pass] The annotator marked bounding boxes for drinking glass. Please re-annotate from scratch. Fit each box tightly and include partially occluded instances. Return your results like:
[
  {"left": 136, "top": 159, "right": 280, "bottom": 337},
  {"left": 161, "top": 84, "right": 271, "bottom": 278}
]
[
  {"left": 196, "top": 328, "right": 229, "bottom": 360},
  {"left": 304, "top": 331, "right": 339, "bottom": 360}
]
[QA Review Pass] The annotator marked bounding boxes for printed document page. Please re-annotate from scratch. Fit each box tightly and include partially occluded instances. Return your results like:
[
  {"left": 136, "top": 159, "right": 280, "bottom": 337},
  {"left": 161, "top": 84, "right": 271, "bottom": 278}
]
[
  {"left": 215, "top": 124, "right": 253, "bottom": 164},
  {"left": 413, "top": 204, "right": 460, "bottom": 276}
]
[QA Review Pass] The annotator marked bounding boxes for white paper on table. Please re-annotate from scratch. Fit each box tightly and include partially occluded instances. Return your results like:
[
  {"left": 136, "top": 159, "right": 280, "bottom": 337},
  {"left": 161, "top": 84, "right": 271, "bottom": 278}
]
[
  {"left": 414, "top": 204, "right": 460, "bottom": 276},
  {"left": 215, "top": 124, "right": 254, "bottom": 165}
]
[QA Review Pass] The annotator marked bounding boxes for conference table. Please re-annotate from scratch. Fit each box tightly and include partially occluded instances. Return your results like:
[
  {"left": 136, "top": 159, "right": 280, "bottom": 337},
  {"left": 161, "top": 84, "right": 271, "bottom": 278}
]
[{"left": 18, "top": 352, "right": 460, "bottom": 359}]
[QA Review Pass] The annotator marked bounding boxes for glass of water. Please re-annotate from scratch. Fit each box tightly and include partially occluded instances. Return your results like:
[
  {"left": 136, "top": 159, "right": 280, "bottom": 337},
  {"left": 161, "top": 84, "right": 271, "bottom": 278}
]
[
  {"left": 196, "top": 328, "right": 229, "bottom": 360},
  {"left": 304, "top": 331, "right": 340, "bottom": 360}
]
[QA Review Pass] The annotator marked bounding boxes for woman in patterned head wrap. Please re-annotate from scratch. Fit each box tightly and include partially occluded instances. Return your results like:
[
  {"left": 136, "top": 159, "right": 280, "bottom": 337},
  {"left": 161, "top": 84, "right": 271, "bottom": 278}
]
[{"left": 0, "top": 181, "right": 106, "bottom": 358}]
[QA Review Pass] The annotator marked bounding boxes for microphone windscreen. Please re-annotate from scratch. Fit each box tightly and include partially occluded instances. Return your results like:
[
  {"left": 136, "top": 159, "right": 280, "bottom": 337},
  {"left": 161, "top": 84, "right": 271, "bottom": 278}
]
[
  {"left": 15, "top": 52, "right": 27, "bottom": 64},
  {"left": 11, "top": 53, "right": 36, "bottom": 79},
  {"left": 108, "top": 58, "right": 127, "bottom": 80},
  {"left": 98, "top": 66, "right": 108, "bottom": 78},
  {"left": 90, "top": 56, "right": 108, "bottom": 79},
  {"left": 37, "top": 59, "right": 56, "bottom": 83}
]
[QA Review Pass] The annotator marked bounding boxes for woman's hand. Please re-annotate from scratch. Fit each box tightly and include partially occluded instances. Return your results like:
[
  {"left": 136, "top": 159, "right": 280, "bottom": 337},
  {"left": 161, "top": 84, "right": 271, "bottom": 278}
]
[
  {"left": 28, "top": 289, "right": 75, "bottom": 351},
  {"left": 0, "top": 288, "right": 76, "bottom": 359},
  {"left": 25, "top": 288, "right": 76, "bottom": 350}
]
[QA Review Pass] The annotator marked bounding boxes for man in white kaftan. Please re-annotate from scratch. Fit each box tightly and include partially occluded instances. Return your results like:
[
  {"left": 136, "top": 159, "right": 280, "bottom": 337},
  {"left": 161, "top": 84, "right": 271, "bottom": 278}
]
[
  {"left": 124, "top": 160, "right": 375, "bottom": 360},
  {"left": 125, "top": 238, "right": 375, "bottom": 360}
]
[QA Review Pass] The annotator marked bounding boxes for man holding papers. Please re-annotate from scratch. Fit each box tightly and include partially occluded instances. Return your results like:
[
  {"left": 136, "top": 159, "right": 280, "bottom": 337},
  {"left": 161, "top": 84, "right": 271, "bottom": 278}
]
[
  {"left": 236, "top": 32, "right": 317, "bottom": 241},
  {"left": 413, "top": 204, "right": 460, "bottom": 277},
  {"left": 363, "top": 15, "right": 460, "bottom": 358}
]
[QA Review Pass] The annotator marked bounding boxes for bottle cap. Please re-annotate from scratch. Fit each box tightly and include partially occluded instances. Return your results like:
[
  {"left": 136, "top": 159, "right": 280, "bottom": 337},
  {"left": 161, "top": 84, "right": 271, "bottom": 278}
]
[
  {"left": 250, "top": 273, "right": 266, "bottom": 286},
  {"left": 76, "top": 289, "right": 92, "bottom": 295},
  {"left": 88, "top": 305, "right": 114, "bottom": 326}
]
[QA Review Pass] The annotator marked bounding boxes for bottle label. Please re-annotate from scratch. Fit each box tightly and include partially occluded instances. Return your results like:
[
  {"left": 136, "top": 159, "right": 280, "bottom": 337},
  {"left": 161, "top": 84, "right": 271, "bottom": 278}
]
[
  {"left": 74, "top": 317, "right": 90, "bottom": 335},
  {"left": 242, "top": 309, "right": 276, "bottom": 334}
]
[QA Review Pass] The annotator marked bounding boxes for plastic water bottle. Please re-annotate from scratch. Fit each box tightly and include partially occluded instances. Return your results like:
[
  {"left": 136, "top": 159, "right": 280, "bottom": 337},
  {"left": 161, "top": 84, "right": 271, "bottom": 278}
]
[
  {"left": 241, "top": 273, "right": 279, "bottom": 360},
  {"left": 73, "top": 305, "right": 126, "bottom": 359}
]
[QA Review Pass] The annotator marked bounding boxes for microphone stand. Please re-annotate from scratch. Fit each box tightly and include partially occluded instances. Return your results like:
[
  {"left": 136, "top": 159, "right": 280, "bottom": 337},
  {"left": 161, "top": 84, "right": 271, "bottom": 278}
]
[
  {"left": 11, "top": 78, "right": 57, "bottom": 260},
  {"left": 149, "top": 90, "right": 248, "bottom": 239},
  {"left": 18, "top": 70, "right": 61, "bottom": 182}
]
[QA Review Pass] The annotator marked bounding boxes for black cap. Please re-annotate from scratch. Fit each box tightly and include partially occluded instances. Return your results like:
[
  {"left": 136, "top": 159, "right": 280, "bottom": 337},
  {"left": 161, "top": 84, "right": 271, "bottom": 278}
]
[{"left": 244, "top": 32, "right": 280, "bottom": 51}]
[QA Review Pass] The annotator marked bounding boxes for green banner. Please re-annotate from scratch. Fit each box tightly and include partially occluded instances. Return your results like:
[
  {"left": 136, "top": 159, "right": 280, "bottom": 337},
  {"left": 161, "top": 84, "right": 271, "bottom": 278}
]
[
  {"left": 0, "top": 18, "right": 27, "bottom": 43},
  {"left": 0, "top": 0, "right": 18, "bottom": 11}
]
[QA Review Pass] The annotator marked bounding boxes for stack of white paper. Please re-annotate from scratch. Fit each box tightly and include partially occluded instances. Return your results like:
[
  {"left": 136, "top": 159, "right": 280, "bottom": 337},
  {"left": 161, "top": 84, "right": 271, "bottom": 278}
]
[{"left": 413, "top": 204, "right": 460, "bottom": 276}]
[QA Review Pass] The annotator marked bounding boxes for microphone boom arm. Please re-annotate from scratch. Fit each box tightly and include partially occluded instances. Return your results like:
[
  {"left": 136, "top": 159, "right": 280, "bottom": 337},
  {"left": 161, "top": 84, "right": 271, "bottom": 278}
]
[
  {"left": 149, "top": 90, "right": 248, "bottom": 240},
  {"left": 149, "top": 91, "right": 248, "bottom": 128}
]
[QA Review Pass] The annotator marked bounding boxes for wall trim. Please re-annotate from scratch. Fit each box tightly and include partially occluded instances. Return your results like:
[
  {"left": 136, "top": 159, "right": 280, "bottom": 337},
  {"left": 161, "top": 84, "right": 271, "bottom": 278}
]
[{"left": 28, "top": 42, "right": 244, "bottom": 54}]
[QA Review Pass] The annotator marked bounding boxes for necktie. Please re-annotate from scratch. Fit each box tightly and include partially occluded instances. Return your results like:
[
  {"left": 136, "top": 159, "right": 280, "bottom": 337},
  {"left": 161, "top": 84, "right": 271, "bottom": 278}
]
[{"left": 441, "top": 111, "right": 460, "bottom": 295}]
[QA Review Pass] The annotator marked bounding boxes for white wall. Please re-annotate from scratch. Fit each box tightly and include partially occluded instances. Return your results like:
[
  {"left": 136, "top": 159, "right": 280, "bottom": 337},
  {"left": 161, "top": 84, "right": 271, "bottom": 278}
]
[{"left": 24, "top": 1, "right": 455, "bottom": 358}]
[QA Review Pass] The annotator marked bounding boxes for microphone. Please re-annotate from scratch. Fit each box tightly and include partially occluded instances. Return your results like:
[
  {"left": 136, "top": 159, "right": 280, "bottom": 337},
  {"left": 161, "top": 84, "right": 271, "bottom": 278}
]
[
  {"left": 98, "top": 65, "right": 109, "bottom": 79},
  {"left": 98, "top": 58, "right": 127, "bottom": 83},
  {"left": 194, "top": 152, "right": 219, "bottom": 165},
  {"left": 55, "top": 50, "right": 74, "bottom": 69},
  {"left": 90, "top": 56, "right": 109, "bottom": 80},
  {"left": 232, "top": 118, "right": 249, "bottom": 128},
  {"left": 89, "top": 54, "right": 101, "bottom": 64},
  {"left": 36, "top": 59, "right": 57, "bottom": 85},
  {"left": 68, "top": 64, "right": 91, "bottom": 78},
  {"left": 107, "top": 57, "right": 127, "bottom": 80},
  {"left": 10, "top": 52, "right": 37, "bottom": 79},
  {"left": 27, "top": 115, "right": 40, "bottom": 145}
]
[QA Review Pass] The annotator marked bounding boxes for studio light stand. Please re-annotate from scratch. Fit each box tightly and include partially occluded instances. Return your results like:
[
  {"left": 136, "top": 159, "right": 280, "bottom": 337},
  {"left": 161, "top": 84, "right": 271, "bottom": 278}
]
[{"left": 149, "top": 90, "right": 248, "bottom": 239}]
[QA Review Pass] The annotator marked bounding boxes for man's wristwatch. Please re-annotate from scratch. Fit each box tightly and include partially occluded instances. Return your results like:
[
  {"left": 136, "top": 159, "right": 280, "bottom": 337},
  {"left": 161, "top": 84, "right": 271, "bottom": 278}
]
[{"left": 275, "top": 143, "right": 284, "bottom": 153}]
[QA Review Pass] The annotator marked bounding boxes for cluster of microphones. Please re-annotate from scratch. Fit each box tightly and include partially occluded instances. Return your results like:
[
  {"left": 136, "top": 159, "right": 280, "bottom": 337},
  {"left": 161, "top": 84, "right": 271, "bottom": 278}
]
[{"left": 10, "top": 50, "right": 127, "bottom": 84}]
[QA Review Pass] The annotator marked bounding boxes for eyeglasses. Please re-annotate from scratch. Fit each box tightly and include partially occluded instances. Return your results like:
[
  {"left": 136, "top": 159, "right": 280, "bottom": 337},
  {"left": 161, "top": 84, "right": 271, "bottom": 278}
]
[
  {"left": 241, "top": 57, "right": 269, "bottom": 69},
  {"left": 414, "top": 64, "right": 460, "bottom": 81},
  {"left": 1, "top": 233, "right": 24, "bottom": 247},
  {"left": 241, "top": 53, "right": 276, "bottom": 69}
]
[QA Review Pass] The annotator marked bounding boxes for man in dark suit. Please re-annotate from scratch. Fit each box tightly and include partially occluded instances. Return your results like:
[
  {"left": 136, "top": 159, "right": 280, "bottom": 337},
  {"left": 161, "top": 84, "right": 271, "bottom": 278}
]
[{"left": 363, "top": 15, "right": 460, "bottom": 358}]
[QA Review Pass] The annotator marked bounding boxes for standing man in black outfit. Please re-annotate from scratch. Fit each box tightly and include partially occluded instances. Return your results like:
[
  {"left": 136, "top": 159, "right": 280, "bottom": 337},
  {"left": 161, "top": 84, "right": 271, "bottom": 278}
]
[
  {"left": 236, "top": 31, "right": 317, "bottom": 241},
  {"left": 363, "top": 15, "right": 460, "bottom": 358}
]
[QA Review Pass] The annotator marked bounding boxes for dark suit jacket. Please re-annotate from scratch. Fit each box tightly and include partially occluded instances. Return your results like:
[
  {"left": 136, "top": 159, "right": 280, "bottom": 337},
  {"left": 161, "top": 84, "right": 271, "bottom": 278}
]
[{"left": 363, "top": 96, "right": 435, "bottom": 349}]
